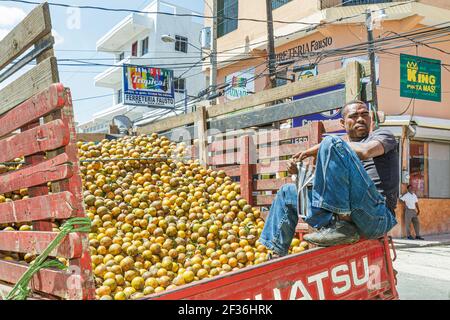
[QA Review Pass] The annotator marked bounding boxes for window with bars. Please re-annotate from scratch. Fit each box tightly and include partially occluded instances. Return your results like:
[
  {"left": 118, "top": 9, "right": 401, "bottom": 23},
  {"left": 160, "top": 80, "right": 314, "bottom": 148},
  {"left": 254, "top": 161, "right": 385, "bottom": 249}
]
[
  {"left": 175, "top": 35, "right": 188, "bottom": 53},
  {"left": 141, "top": 37, "right": 149, "bottom": 56},
  {"left": 174, "top": 78, "right": 186, "bottom": 93},
  {"left": 218, "top": 0, "right": 238, "bottom": 38},
  {"left": 272, "top": 0, "right": 291, "bottom": 10}
]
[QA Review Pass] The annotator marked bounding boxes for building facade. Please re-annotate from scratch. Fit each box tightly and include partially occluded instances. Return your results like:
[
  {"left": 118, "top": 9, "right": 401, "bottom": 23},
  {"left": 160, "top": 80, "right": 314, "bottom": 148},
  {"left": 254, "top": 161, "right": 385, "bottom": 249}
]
[
  {"left": 77, "top": 0, "right": 206, "bottom": 133},
  {"left": 204, "top": 0, "right": 450, "bottom": 236}
]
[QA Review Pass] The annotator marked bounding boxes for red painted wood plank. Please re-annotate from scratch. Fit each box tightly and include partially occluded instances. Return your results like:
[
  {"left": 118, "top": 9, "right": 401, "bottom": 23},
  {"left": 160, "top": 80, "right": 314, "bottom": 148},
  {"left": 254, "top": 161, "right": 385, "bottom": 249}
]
[
  {"left": 254, "top": 177, "right": 292, "bottom": 191},
  {"left": 209, "top": 152, "right": 239, "bottom": 166},
  {"left": 239, "top": 136, "right": 254, "bottom": 206},
  {"left": 0, "top": 231, "right": 82, "bottom": 258},
  {"left": 0, "top": 120, "right": 70, "bottom": 163},
  {"left": 0, "top": 84, "right": 66, "bottom": 138},
  {"left": 0, "top": 192, "right": 75, "bottom": 224},
  {"left": 58, "top": 89, "right": 96, "bottom": 300},
  {"left": 210, "top": 138, "right": 239, "bottom": 153},
  {"left": 255, "top": 194, "right": 275, "bottom": 206},
  {"left": 0, "top": 153, "right": 71, "bottom": 194},
  {"left": 0, "top": 260, "right": 82, "bottom": 299},
  {"left": 257, "top": 142, "right": 308, "bottom": 160},
  {"left": 256, "top": 126, "right": 310, "bottom": 145},
  {"left": 322, "top": 119, "right": 343, "bottom": 133},
  {"left": 255, "top": 160, "right": 289, "bottom": 174},
  {"left": 220, "top": 165, "right": 240, "bottom": 177}
]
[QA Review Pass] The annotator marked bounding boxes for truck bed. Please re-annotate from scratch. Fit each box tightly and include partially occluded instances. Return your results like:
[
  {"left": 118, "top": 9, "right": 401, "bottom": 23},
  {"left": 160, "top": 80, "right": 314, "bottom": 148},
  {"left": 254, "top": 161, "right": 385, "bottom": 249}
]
[{"left": 145, "top": 237, "right": 398, "bottom": 300}]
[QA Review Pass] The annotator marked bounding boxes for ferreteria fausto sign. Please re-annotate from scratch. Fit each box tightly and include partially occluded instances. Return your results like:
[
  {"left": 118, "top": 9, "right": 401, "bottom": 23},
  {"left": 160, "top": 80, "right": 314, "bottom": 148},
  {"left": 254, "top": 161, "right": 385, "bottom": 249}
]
[
  {"left": 400, "top": 54, "right": 441, "bottom": 102},
  {"left": 276, "top": 37, "right": 333, "bottom": 62}
]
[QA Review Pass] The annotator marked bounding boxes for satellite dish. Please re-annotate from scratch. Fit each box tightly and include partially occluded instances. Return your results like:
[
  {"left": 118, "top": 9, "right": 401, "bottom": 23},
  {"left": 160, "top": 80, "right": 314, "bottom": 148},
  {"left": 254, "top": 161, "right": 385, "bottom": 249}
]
[{"left": 113, "top": 115, "right": 133, "bottom": 134}]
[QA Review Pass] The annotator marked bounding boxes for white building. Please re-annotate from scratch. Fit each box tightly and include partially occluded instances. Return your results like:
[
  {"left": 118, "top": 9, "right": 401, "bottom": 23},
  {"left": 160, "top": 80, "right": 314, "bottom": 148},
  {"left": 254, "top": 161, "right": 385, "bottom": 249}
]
[{"left": 77, "top": 0, "right": 206, "bottom": 133}]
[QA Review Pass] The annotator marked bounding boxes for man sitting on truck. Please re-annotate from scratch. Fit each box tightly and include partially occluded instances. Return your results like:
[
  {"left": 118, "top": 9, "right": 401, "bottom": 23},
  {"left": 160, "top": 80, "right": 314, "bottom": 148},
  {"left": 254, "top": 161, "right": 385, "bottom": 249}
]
[{"left": 260, "top": 100, "right": 398, "bottom": 255}]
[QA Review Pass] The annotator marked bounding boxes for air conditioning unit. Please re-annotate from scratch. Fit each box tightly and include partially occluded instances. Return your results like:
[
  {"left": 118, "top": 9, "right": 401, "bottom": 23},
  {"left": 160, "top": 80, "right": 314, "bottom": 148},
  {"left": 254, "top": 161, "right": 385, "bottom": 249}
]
[{"left": 201, "top": 27, "right": 211, "bottom": 50}]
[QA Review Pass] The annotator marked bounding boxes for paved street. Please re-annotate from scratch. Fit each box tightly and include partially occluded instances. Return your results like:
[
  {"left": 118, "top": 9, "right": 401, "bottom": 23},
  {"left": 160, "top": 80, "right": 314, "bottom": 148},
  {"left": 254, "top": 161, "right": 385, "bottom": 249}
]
[{"left": 393, "top": 245, "right": 450, "bottom": 300}]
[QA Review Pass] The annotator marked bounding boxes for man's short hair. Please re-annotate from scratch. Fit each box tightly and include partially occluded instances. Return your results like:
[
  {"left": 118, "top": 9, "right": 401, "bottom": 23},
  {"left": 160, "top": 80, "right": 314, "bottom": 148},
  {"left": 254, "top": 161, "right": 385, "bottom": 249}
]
[{"left": 340, "top": 100, "right": 368, "bottom": 118}]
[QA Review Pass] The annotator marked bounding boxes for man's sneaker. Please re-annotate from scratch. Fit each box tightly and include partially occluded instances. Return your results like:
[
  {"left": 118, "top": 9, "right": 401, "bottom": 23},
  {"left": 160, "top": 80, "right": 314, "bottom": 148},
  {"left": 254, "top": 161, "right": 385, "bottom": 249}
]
[
  {"left": 415, "top": 236, "right": 425, "bottom": 240},
  {"left": 303, "top": 220, "right": 360, "bottom": 247},
  {"left": 407, "top": 235, "right": 414, "bottom": 240}
]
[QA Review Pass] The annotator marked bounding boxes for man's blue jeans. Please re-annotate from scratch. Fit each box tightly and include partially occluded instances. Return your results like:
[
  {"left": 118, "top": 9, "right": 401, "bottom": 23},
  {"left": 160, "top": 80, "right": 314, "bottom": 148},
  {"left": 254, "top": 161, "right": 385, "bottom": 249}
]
[{"left": 260, "top": 136, "right": 397, "bottom": 256}]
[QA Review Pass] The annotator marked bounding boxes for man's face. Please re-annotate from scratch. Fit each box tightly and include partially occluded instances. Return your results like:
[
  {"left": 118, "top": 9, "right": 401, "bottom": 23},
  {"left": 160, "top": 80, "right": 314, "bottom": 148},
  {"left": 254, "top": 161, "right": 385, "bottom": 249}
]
[
  {"left": 408, "top": 186, "right": 413, "bottom": 193},
  {"left": 341, "top": 103, "right": 371, "bottom": 140}
]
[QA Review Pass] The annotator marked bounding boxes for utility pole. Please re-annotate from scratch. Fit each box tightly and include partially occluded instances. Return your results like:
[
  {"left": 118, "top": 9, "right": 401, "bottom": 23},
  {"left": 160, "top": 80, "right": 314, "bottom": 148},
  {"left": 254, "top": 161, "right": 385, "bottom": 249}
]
[
  {"left": 210, "top": 0, "right": 218, "bottom": 105},
  {"left": 266, "top": 0, "right": 277, "bottom": 90},
  {"left": 365, "top": 9, "right": 379, "bottom": 126}
]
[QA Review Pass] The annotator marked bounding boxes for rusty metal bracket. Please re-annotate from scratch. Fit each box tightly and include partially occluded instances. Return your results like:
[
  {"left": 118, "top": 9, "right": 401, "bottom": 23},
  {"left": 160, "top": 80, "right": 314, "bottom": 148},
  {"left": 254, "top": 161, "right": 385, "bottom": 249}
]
[{"left": 0, "top": 36, "right": 55, "bottom": 84}]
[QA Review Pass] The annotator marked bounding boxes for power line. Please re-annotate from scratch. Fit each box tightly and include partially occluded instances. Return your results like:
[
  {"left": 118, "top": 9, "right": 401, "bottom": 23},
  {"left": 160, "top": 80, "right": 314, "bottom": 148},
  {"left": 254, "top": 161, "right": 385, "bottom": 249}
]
[{"left": 0, "top": 0, "right": 316, "bottom": 25}]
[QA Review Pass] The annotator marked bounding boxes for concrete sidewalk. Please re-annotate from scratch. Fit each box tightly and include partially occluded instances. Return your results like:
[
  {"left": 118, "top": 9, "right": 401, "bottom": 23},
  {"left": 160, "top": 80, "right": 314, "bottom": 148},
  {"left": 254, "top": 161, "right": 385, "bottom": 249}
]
[{"left": 393, "top": 233, "right": 450, "bottom": 249}]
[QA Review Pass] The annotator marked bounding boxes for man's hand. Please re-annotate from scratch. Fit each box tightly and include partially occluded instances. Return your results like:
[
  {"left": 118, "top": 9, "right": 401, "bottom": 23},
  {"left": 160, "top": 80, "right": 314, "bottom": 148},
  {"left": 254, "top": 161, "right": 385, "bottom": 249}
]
[
  {"left": 287, "top": 159, "right": 298, "bottom": 175},
  {"left": 293, "top": 144, "right": 320, "bottom": 162}
]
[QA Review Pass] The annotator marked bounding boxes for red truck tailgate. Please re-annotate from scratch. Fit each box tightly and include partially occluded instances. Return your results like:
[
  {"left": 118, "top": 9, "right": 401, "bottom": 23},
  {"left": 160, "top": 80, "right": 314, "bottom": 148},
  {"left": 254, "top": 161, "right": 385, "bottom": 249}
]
[{"left": 147, "top": 237, "right": 398, "bottom": 300}]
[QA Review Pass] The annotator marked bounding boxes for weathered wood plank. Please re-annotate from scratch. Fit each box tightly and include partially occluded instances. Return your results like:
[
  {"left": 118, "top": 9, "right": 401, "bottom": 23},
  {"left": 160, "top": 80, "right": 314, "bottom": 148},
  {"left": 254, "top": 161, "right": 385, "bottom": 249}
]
[
  {"left": 256, "top": 126, "right": 310, "bottom": 145},
  {"left": 257, "top": 142, "right": 308, "bottom": 160},
  {"left": 255, "top": 194, "right": 276, "bottom": 206},
  {"left": 209, "top": 152, "right": 239, "bottom": 166},
  {"left": 51, "top": 89, "right": 96, "bottom": 300},
  {"left": 220, "top": 165, "right": 240, "bottom": 177},
  {"left": 0, "top": 192, "right": 75, "bottom": 224},
  {"left": 239, "top": 136, "right": 254, "bottom": 205},
  {"left": 195, "top": 106, "right": 208, "bottom": 166},
  {"left": 210, "top": 89, "right": 345, "bottom": 132},
  {"left": 0, "top": 57, "right": 58, "bottom": 116},
  {"left": 322, "top": 119, "right": 344, "bottom": 133},
  {"left": 0, "top": 84, "right": 65, "bottom": 138},
  {"left": 0, "top": 120, "right": 70, "bottom": 163},
  {"left": 0, "top": 260, "right": 81, "bottom": 299},
  {"left": 0, "top": 231, "right": 82, "bottom": 259},
  {"left": 345, "top": 61, "right": 362, "bottom": 102},
  {"left": 255, "top": 160, "right": 289, "bottom": 174},
  {"left": 0, "top": 3, "right": 51, "bottom": 70},
  {"left": 254, "top": 177, "right": 292, "bottom": 191},
  {"left": 137, "top": 111, "right": 196, "bottom": 135},
  {"left": 0, "top": 153, "right": 71, "bottom": 194}
]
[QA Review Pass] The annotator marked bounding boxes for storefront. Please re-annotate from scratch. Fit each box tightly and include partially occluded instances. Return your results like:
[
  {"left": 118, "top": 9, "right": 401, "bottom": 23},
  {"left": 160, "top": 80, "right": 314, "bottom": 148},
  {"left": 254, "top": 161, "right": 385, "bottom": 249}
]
[{"left": 382, "top": 117, "right": 450, "bottom": 237}]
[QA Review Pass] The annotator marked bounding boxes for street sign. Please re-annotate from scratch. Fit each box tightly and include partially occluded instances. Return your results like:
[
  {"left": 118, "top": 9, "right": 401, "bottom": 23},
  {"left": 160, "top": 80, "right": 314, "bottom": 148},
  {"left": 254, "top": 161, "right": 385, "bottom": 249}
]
[
  {"left": 400, "top": 54, "right": 441, "bottom": 102},
  {"left": 123, "top": 64, "right": 175, "bottom": 108}
]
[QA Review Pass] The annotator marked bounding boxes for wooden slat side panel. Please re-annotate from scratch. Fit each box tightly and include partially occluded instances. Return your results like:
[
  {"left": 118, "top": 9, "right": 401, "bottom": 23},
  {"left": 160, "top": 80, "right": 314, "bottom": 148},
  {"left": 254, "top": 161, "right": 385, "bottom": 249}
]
[
  {"left": 0, "top": 57, "right": 58, "bottom": 116},
  {"left": 256, "top": 126, "right": 310, "bottom": 145},
  {"left": 0, "top": 120, "right": 70, "bottom": 163},
  {"left": 255, "top": 160, "right": 289, "bottom": 174},
  {"left": 0, "top": 260, "right": 81, "bottom": 299},
  {"left": 255, "top": 194, "right": 276, "bottom": 206},
  {"left": 0, "top": 192, "right": 75, "bottom": 224},
  {"left": 322, "top": 119, "right": 344, "bottom": 133},
  {"left": 0, "top": 3, "right": 51, "bottom": 70},
  {"left": 54, "top": 89, "right": 96, "bottom": 300},
  {"left": 0, "top": 153, "right": 71, "bottom": 194},
  {"left": 0, "top": 232, "right": 82, "bottom": 259},
  {"left": 0, "top": 84, "right": 66, "bottom": 138},
  {"left": 209, "top": 152, "right": 239, "bottom": 166},
  {"left": 257, "top": 142, "right": 308, "bottom": 160},
  {"left": 254, "top": 177, "right": 293, "bottom": 191},
  {"left": 209, "top": 126, "right": 310, "bottom": 153},
  {"left": 221, "top": 165, "right": 240, "bottom": 177}
]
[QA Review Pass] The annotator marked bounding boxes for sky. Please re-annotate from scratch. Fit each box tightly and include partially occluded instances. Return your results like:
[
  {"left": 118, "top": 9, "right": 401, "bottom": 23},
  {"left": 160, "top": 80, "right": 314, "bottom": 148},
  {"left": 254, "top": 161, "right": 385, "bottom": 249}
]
[{"left": 0, "top": 0, "right": 205, "bottom": 124}]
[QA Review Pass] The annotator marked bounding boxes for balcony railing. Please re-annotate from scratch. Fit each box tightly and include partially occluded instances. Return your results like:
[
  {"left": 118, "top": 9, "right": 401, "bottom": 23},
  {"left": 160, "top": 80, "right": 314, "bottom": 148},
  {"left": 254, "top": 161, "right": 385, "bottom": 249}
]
[{"left": 319, "top": 0, "right": 411, "bottom": 10}]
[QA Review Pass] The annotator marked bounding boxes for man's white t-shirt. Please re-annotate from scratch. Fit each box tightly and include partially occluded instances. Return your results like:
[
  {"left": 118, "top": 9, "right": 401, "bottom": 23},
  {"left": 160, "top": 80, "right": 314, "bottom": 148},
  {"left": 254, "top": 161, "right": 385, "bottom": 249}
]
[{"left": 400, "top": 192, "right": 418, "bottom": 210}]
